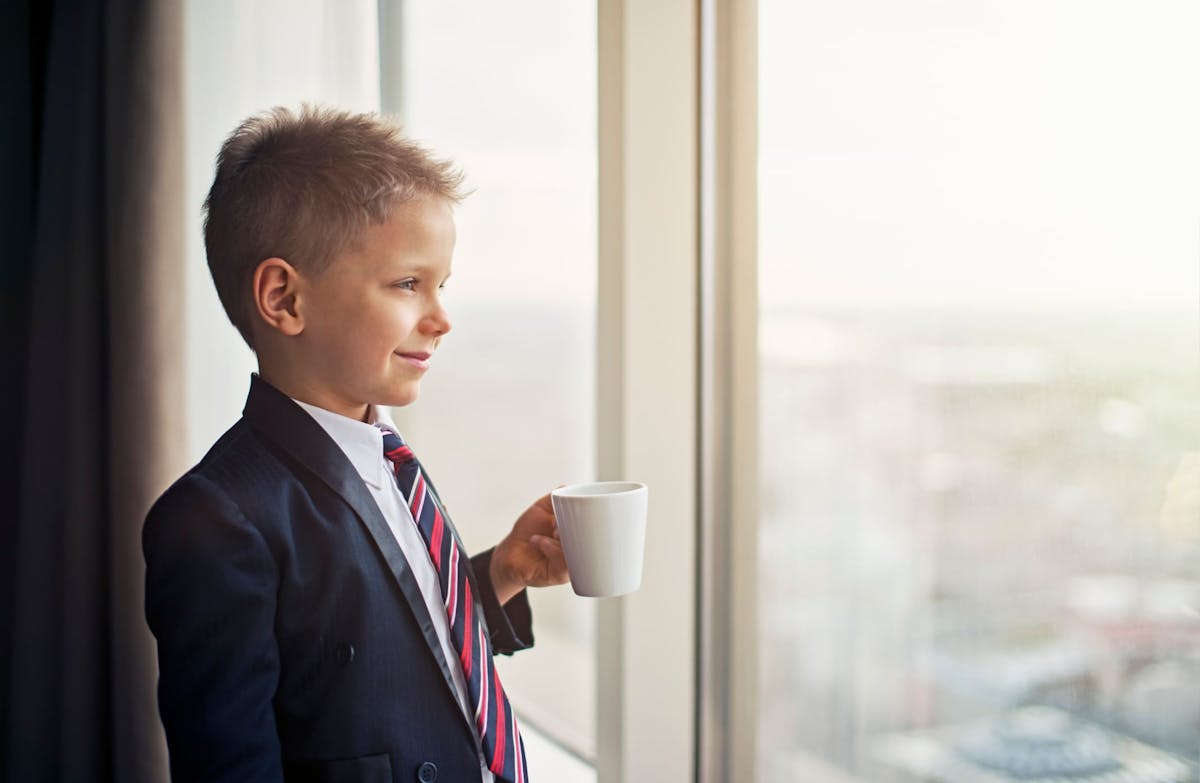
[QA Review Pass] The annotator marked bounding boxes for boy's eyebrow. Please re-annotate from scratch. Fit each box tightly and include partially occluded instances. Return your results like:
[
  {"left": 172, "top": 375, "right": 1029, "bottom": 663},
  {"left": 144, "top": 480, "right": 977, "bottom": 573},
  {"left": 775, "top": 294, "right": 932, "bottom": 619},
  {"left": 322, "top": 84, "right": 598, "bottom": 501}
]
[{"left": 387, "top": 261, "right": 451, "bottom": 279}]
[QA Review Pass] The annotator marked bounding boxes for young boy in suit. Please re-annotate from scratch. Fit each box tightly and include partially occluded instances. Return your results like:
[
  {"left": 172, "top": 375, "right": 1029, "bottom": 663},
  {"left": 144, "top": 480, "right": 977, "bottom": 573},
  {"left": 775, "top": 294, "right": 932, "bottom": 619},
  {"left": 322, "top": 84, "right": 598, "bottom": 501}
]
[{"left": 143, "top": 105, "right": 569, "bottom": 783}]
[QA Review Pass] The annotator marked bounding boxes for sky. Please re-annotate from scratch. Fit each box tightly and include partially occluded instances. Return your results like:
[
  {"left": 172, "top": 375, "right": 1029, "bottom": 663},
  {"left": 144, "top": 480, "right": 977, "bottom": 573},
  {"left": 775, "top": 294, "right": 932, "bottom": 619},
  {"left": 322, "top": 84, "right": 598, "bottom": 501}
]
[{"left": 758, "top": 0, "right": 1200, "bottom": 311}]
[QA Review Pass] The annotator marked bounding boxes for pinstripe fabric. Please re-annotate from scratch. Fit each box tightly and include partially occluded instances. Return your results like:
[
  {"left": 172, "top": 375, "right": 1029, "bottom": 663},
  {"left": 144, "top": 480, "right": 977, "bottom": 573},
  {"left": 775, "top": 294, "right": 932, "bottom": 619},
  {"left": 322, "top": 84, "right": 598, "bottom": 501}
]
[{"left": 377, "top": 425, "right": 528, "bottom": 783}]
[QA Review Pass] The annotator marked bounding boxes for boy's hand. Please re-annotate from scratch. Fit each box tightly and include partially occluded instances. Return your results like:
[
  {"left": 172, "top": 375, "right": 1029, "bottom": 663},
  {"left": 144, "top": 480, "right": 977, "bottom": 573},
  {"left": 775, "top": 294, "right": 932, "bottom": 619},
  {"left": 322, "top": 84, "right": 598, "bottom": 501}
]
[{"left": 490, "top": 493, "right": 570, "bottom": 605}]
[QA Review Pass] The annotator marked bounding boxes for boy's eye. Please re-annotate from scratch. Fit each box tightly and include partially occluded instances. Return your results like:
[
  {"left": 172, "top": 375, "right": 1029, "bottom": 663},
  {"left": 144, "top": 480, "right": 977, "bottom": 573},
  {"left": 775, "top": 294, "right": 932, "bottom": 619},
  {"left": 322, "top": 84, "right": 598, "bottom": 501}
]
[{"left": 394, "top": 278, "right": 417, "bottom": 291}]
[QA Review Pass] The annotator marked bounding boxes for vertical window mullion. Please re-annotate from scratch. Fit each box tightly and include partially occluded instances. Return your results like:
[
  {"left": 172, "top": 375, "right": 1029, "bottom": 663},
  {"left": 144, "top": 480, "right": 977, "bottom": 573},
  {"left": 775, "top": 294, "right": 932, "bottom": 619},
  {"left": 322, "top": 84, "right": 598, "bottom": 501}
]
[
  {"left": 597, "top": 0, "right": 700, "bottom": 780},
  {"left": 698, "top": 0, "right": 759, "bottom": 781}
]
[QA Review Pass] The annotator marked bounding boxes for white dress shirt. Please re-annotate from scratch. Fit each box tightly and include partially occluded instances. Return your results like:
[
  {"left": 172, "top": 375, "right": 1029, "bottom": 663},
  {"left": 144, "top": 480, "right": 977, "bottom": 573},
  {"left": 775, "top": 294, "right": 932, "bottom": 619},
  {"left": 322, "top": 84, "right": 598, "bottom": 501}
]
[{"left": 293, "top": 399, "right": 494, "bottom": 783}]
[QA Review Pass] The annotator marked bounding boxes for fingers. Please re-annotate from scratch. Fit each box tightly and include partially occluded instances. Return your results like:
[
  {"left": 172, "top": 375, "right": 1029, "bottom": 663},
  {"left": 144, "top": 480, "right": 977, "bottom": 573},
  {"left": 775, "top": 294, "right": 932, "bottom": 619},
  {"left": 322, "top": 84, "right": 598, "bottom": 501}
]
[
  {"left": 530, "top": 535, "right": 569, "bottom": 582},
  {"left": 499, "top": 530, "right": 567, "bottom": 588},
  {"left": 530, "top": 534, "right": 562, "bottom": 556}
]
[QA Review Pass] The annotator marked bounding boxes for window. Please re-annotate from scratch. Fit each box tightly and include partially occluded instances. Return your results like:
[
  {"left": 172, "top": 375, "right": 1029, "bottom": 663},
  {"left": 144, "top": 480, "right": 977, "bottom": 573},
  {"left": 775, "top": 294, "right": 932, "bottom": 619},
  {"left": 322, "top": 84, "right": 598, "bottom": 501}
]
[{"left": 757, "top": 3, "right": 1200, "bottom": 782}]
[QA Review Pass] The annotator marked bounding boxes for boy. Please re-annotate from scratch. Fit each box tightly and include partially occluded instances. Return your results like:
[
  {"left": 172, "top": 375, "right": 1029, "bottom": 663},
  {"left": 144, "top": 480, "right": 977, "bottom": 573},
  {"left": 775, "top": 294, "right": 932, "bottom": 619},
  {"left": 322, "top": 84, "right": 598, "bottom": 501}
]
[{"left": 143, "top": 105, "right": 568, "bottom": 783}]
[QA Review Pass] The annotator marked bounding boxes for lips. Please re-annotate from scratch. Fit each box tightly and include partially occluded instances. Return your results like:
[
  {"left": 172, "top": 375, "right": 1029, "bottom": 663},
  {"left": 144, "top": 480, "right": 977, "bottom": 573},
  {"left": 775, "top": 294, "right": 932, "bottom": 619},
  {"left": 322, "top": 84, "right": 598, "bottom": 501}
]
[{"left": 395, "top": 351, "right": 432, "bottom": 369}]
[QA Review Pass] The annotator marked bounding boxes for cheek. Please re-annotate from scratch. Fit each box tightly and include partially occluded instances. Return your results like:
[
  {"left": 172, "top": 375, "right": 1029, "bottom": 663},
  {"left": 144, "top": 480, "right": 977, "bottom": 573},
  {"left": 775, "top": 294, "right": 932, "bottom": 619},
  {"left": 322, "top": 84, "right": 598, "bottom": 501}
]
[
  {"left": 381, "top": 303, "right": 423, "bottom": 337},
  {"left": 313, "top": 301, "right": 392, "bottom": 365},
  {"left": 365, "top": 305, "right": 421, "bottom": 351}
]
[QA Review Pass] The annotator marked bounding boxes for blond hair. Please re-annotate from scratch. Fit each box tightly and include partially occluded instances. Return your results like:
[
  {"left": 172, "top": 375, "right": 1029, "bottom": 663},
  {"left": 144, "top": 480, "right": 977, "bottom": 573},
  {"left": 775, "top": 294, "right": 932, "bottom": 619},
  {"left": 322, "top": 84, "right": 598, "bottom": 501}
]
[{"left": 202, "top": 105, "right": 465, "bottom": 349}]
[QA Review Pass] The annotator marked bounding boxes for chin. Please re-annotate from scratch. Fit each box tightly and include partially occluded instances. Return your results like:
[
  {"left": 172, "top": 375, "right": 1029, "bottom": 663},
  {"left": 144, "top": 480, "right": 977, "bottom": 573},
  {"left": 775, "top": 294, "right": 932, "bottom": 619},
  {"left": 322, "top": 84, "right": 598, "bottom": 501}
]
[{"left": 382, "top": 383, "right": 421, "bottom": 408}]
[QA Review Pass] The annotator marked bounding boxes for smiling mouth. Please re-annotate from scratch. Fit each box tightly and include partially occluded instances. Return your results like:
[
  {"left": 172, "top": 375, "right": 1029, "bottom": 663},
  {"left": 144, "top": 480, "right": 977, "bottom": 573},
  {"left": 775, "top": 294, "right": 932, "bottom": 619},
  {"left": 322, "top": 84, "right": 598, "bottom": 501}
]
[{"left": 395, "top": 351, "right": 432, "bottom": 369}]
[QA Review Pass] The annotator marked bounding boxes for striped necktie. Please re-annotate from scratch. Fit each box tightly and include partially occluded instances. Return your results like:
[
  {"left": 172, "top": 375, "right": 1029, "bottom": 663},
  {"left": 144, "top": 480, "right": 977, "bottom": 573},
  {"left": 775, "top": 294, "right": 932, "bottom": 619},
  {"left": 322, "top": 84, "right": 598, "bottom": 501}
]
[{"left": 377, "top": 425, "right": 528, "bottom": 783}]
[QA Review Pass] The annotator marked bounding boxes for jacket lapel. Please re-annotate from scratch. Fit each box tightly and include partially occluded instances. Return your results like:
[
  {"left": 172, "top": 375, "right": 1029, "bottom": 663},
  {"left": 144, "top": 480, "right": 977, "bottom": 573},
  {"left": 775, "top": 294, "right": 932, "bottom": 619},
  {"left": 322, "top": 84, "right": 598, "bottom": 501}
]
[{"left": 240, "top": 374, "right": 475, "bottom": 737}]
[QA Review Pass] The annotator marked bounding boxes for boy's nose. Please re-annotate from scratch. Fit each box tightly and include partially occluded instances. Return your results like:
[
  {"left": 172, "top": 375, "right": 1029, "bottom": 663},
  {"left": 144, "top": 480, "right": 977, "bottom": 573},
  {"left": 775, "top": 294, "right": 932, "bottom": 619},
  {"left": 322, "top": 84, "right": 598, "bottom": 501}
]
[{"left": 423, "top": 303, "right": 452, "bottom": 336}]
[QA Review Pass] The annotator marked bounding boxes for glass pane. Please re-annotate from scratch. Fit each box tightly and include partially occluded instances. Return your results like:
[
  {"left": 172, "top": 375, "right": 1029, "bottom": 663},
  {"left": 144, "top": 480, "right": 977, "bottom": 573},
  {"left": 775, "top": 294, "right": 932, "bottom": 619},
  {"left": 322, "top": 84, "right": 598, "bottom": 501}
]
[
  {"left": 390, "top": 0, "right": 598, "bottom": 767},
  {"left": 757, "top": 3, "right": 1200, "bottom": 782}
]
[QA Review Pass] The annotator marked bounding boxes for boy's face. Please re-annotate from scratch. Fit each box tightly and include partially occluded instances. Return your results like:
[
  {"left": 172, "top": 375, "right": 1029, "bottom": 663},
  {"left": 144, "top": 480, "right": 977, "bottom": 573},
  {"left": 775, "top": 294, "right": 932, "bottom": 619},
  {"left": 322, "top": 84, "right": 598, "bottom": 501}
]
[{"left": 295, "top": 196, "right": 455, "bottom": 418}]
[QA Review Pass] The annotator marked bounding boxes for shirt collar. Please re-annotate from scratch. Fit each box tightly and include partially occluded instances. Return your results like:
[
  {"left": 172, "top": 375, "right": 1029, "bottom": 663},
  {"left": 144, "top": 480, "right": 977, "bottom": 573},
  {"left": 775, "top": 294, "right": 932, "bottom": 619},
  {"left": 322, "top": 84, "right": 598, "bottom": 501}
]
[{"left": 291, "top": 398, "right": 400, "bottom": 490}]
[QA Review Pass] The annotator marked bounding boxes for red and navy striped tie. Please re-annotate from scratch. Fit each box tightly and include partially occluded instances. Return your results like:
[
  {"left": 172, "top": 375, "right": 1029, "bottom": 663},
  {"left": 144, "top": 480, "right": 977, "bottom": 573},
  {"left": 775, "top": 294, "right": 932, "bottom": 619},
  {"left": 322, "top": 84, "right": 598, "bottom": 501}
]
[{"left": 377, "top": 425, "right": 528, "bottom": 783}]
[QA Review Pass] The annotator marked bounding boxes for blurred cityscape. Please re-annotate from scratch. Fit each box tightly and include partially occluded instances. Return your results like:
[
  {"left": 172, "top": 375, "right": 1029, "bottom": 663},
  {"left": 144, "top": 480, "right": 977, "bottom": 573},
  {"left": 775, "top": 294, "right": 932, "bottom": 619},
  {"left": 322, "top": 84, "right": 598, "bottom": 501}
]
[{"left": 759, "top": 306, "right": 1200, "bottom": 782}]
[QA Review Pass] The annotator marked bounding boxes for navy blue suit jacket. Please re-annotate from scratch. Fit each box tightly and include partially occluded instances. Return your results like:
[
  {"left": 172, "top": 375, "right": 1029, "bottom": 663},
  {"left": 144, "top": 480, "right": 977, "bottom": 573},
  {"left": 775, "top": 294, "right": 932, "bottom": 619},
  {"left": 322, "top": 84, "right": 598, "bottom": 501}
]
[{"left": 144, "top": 374, "right": 534, "bottom": 783}]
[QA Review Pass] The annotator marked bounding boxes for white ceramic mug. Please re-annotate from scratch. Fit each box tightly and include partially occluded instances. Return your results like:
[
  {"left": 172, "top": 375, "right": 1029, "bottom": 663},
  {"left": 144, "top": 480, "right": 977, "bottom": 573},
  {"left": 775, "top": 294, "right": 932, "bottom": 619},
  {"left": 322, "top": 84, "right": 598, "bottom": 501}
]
[{"left": 550, "top": 481, "right": 648, "bottom": 598}]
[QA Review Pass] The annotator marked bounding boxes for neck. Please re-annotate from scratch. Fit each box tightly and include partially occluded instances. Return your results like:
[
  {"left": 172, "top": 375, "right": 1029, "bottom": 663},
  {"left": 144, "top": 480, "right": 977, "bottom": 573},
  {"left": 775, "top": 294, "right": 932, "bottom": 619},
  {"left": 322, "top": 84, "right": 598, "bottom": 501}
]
[{"left": 257, "top": 365, "right": 371, "bottom": 423}]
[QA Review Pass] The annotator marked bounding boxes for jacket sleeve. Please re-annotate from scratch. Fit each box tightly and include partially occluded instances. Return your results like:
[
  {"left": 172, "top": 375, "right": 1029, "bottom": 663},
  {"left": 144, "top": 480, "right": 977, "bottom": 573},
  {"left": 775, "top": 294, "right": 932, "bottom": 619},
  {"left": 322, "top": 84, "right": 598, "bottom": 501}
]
[
  {"left": 143, "top": 473, "right": 284, "bottom": 782},
  {"left": 470, "top": 548, "right": 534, "bottom": 656}
]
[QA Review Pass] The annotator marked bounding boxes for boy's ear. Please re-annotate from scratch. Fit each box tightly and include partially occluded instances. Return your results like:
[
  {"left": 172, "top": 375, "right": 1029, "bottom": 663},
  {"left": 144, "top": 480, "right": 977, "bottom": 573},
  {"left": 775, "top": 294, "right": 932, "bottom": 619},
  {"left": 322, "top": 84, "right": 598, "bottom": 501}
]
[{"left": 252, "top": 257, "right": 305, "bottom": 337}]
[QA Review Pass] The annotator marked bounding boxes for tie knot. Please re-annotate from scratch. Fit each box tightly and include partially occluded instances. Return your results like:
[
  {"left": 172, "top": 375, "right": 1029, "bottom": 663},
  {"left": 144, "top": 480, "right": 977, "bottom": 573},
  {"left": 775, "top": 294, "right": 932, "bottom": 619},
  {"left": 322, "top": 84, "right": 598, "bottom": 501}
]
[{"left": 376, "top": 424, "right": 415, "bottom": 464}]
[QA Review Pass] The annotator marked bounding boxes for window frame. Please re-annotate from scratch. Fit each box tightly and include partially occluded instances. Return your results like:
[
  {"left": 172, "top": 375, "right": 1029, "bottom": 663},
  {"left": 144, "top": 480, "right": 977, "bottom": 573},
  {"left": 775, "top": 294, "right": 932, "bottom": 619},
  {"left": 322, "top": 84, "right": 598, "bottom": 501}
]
[
  {"left": 596, "top": 0, "right": 700, "bottom": 781},
  {"left": 696, "top": 0, "right": 759, "bottom": 780}
]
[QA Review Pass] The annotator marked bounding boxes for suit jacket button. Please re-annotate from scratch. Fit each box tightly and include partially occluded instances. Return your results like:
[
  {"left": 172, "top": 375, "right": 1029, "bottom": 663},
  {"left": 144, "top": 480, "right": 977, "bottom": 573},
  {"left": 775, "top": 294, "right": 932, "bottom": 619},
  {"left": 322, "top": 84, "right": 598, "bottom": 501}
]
[
  {"left": 417, "top": 761, "right": 438, "bottom": 782},
  {"left": 335, "top": 643, "right": 355, "bottom": 665}
]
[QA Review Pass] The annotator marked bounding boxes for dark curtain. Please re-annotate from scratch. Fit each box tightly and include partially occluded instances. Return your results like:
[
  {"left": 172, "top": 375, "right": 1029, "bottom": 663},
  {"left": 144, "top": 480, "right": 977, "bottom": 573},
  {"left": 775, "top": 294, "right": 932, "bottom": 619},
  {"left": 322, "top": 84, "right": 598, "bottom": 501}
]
[{"left": 1, "top": 0, "right": 185, "bottom": 780}]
